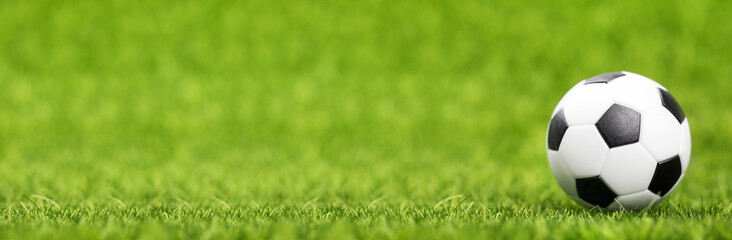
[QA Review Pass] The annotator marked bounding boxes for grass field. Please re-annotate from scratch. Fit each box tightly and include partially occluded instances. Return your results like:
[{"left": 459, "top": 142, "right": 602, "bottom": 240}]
[{"left": 1, "top": 0, "right": 731, "bottom": 239}]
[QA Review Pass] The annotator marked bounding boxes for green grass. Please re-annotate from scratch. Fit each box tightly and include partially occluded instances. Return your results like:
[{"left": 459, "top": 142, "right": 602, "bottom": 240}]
[{"left": 0, "top": 0, "right": 731, "bottom": 239}]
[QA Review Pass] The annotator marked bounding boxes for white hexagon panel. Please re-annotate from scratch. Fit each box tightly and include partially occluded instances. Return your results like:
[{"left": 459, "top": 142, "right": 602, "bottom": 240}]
[
  {"left": 552, "top": 81, "right": 584, "bottom": 117},
  {"left": 548, "top": 150, "right": 578, "bottom": 197},
  {"left": 557, "top": 125, "right": 609, "bottom": 178},
  {"left": 679, "top": 119, "right": 692, "bottom": 173},
  {"left": 620, "top": 71, "right": 667, "bottom": 91},
  {"left": 561, "top": 83, "right": 614, "bottom": 126},
  {"left": 606, "top": 190, "right": 662, "bottom": 211},
  {"left": 607, "top": 74, "right": 663, "bottom": 112},
  {"left": 600, "top": 144, "right": 657, "bottom": 195},
  {"left": 640, "top": 107, "right": 682, "bottom": 161}
]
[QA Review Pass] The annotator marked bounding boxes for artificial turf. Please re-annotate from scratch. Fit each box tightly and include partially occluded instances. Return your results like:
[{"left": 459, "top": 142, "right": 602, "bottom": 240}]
[{"left": 0, "top": 0, "right": 730, "bottom": 239}]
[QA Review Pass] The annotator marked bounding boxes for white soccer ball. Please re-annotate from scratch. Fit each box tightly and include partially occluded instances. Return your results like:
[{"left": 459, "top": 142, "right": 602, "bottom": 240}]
[{"left": 546, "top": 71, "right": 691, "bottom": 211}]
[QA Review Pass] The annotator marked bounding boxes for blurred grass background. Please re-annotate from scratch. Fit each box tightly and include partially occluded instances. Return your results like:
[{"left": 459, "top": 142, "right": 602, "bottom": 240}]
[{"left": 0, "top": 0, "right": 730, "bottom": 239}]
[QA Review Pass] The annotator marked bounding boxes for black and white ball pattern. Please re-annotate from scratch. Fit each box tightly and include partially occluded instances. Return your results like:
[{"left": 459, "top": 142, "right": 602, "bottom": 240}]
[{"left": 547, "top": 71, "right": 691, "bottom": 210}]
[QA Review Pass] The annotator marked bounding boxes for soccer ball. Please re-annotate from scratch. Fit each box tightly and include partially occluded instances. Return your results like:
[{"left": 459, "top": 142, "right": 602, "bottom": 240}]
[{"left": 546, "top": 71, "right": 691, "bottom": 211}]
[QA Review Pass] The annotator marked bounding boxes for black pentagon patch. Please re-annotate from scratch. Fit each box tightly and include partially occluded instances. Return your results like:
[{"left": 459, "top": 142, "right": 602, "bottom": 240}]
[
  {"left": 659, "top": 88, "right": 686, "bottom": 123},
  {"left": 547, "top": 110, "right": 569, "bottom": 151},
  {"left": 576, "top": 176, "right": 617, "bottom": 208},
  {"left": 595, "top": 104, "right": 641, "bottom": 148},
  {"left": 648, "top": 156, "right": 682, "bottom": 197},
  {"left": 584, "top": 72, "right": 626, "bottom": 85}
]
